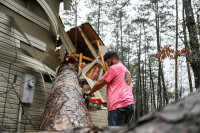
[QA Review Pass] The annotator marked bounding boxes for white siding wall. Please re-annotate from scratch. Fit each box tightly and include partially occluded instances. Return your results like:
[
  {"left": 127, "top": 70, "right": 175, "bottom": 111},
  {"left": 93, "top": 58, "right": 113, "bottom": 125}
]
[
  {"left": 0, "top": 60, "right": 53, "bottom": 132},
  {"left": 0, "top": 4, "right": 54, "bottom": 132}
]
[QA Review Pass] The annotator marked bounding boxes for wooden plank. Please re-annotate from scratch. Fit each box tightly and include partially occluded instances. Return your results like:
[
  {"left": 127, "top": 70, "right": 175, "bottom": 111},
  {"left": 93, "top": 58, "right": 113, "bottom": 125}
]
[
  {"left": 13, "top": 29, "right": 46, "bottom": 50},
  {"left": 0, "top": 20, "right": 11, "bottom": 30},
  {"left": 99, "top": 40, "right": 104, "bottom": 46},
  {"left": 97, "top": 40, "right": 107, "bottom": 72},
  {"left": 0, "top": 41, "right": 20, "bottom": 53},
  {"left": 0, "top": 48, "right": 56, "bottom": 77},
  {"left": 78, "top": 26, "right": 98, "bottom": 58},
  {"left": 0, "top": 18, "right": 11, "bottom": 27},
  {"left": 0, "top": 102, "right": 19, "bottom": 109},
  {"left": 0, "top": 89, "right": 49, "bottom": 106},
  {"left": 0, "top": 68, "right": 22, "bottom": 79},
  {"left": 0, "top": 61, "right": 43, "bottom": 78},
  {"left": 0, "top": 71, "right": 46, "bottom": 89},
  {"left": 0, "top": 1, "right": 50, "bottom": 30},
  {"left": 78, "top": 53, "right": 83, "bottom": 74},
  {"left": 0, "top": 35, "right": 20, "bottom": 48},
  {"left": 26, "top": 0, "right": 30, "bottom": 10},
  {"left": 88, "top": 67, "right": 95, "bottom": 79},
  {"left": 0, "top": 12, "right": 11, "bottom": 21},
  {"left": 74, "top": 53, "right": 94, "bottom": 62},
  {"left": 0, "top": 23, "right": 46, "bottom": 51},
  {"left": 0, "top": 83, "right": 50, "bottom": 99}
]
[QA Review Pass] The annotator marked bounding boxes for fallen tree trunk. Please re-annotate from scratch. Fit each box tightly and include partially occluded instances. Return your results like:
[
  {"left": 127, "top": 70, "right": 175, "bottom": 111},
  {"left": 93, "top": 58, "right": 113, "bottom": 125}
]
[
  {"left": 39, "top": 89, "right": 200, "bottom": 133},
  {"left": 40, "top": 65, "right": 93, "bottom": 131}
]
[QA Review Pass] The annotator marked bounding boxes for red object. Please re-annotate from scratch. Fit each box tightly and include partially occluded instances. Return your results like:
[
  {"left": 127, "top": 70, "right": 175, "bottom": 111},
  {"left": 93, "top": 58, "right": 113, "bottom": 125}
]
[
  {"left": 88, "top": 97, "right": 102, "bottom": 111},
  {"left": 89, "top": 106, "right": 93, "bottom": 110},
  {"left": 89, "top": 97, "right": 102, "bottom": 105}
]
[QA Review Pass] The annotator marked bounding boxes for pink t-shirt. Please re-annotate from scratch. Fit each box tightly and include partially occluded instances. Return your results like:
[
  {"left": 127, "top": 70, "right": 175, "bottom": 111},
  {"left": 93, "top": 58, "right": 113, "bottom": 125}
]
[{"left": 102, "top": 63, "right": 135, "bottom": 111}]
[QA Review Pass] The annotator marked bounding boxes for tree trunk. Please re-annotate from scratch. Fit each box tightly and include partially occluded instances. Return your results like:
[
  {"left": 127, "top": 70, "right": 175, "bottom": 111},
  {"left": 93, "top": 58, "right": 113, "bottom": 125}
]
[
  {"left": 97, "top": 0, "right": 101, "bottom": 35},
  {"left": 182, "top": 1, "right": 193, "bottom": 93},
  {"left": 40, "top": 65, "right": 93, "bottom": 131},
  {"left": 139, "top": 25, "right": 143, "bottom": 117},
  {"left": 155, "top": 1, "right": 162, "bottom": 109},
  {"left": 148, "top": 53, "right": 156, "bottom": 110},
  {"left": 142, "top": 64, "right": 146, "bottom": 115},
  {"left": 197, "top": 14, "right": 200, "bottom": 37},
  {"left": 127, "top": 30, "right": 130, "bottom": 70},
  {"left": 143, "top": 24, "right": 148, "bottom": 114},
  {"left": 135, "top": 29, "right": 142, "bottom": 119},
  {"left": 161, "top": 68, "right": 168, "bottom": 105},
  {"left": 175, "top": 0, "right": 179, "bottom": 101},
  {"left": 37, "top": 90, "right": 200, "bottom": 133},
  {"left": 183, "top": 0, "right": 200, "bottom": 90},
  {"left": 119, "top": 10, "right": 124, "bottom": 64}
]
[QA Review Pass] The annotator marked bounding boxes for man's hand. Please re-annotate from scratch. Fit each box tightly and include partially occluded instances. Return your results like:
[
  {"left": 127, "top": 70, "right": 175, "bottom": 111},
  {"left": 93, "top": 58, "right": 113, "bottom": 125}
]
[{"left": 86, "top": 91, "right": 92, "bottom": 96}]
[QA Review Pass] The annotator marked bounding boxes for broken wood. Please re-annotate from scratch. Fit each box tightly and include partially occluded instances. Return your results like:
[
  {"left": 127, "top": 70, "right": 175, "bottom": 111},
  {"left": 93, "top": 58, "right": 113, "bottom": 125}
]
[
  {"left": 87, "top": 67, "right": 95, "bottom": 79},
  {"left": 40, "top": 65, "right": 93, "bottom": 131},
  {"left": 78, "top": 53, "right": 82, "bottom": 74},
  {"left": 77, "top": 27, "right": 98, "bottom": 58},
  {"left": 97, "top": 40, "right": 107, "bottom": 72},
  {"left": 74, "top": 53, "right": 94, "bottom": 62}
]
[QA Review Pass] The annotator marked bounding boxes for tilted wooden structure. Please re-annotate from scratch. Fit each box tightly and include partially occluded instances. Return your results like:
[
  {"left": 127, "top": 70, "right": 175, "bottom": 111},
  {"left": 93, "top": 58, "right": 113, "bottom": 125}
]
[
  {"left": 0, "top": 0, "right": 108, "bottom": 132},
  {"left": 65, "top": 23, "right": 108, "bottom": 127}
]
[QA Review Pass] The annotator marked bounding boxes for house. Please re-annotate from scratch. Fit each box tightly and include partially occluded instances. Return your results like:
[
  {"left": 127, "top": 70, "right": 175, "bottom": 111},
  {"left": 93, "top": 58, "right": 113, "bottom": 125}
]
[{"left": 0, "top": 0, "right": 107, "bottom": 132}]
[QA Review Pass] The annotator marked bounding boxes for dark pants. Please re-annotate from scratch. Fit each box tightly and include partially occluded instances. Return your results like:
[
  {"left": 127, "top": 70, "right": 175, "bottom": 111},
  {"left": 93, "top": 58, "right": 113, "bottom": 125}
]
[{"left": 108, "top": 104, "right": 134, "bottom": 126}]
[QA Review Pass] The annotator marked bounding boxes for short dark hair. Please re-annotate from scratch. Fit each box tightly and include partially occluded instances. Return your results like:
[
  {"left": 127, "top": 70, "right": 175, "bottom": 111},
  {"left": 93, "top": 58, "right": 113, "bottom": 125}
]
[{"left": 103, "top": 51, "right": 119, "bottom": 61}]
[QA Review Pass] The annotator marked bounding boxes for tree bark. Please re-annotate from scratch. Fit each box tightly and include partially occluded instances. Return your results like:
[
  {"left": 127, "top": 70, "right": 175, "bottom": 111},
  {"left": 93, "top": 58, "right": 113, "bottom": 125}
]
[
  {"left": 183, "top": 0, "right": 200, "bottom": 90},
  {"left": 155, "top": 1, "right": 162, "bottom": 109},
  {"left": 142, "top": 64, "right": 146, "bottom": 115},
  {"left": 139, "top": 25, "right": 143, "bottom": 117},
  {"left": 119, "top": 10, "right": 124, "bottom": 64},
  {"left": 161, "top": 68, "right": 168, "bottom": 105},
  {"left": 97, "top": 0, "right": 101, "bottom": 35},
  {"left": 182, "top": 1, "right": 193, "bottom": 93},
  {"left": 175, "top": 0, "right": 179, "bottom": 101},
  {"left": 40, "top": 65, "right": 93, "bottom": 131},
  {"left": 135, "top": 29, "right": 142, "bottom": 119},
  {"left": 148, "top": 53, "right": 156, "bottom": 110},
  {"left": 197, "top": 14, "right": 200, "bottom": 37}
]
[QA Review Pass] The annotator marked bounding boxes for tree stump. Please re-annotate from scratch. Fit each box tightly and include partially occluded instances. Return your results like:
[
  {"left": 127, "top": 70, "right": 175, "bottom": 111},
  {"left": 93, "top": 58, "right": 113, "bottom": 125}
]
[{"left": 40, "top": 65, "right": 93, "bottom": 131}]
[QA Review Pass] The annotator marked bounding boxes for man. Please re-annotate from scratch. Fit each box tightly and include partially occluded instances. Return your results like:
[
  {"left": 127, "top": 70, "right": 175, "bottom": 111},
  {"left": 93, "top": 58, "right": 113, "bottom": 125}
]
[{"left": 86, "top": 51, "right": 135, "bottom": 126}]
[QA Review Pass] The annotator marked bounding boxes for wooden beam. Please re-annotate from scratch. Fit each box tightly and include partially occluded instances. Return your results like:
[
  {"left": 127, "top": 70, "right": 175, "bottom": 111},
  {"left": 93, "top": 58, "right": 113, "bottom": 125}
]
[
  {"left": 91, "top": 40, "right": 98, "bottom": 44},
  {"left": 97, "top": 41, "right": 107, "bottom": 72},
  {"left": 74, "top": 53, "right": 94, "bottom": 62},
  {"left": 99, "top": 40, "right": 104, "bottom": 46},
  {"left": 88, "top": 67, "right": 95, "bottom": 79},
  {"left": 78, "top": 53, "right": 83, "bottom": 74},
  {"left": 26, "top": 0, "right": 31, "bottom": 10},
  {"left": 77, "top": 27, "right": 98, "bottom": 58},
  {"left": 91, "top": 40, "right": 103, "bottom": 46}
]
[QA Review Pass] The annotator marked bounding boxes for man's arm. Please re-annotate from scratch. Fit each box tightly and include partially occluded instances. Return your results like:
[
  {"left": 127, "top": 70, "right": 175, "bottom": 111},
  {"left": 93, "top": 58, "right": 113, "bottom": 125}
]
[{"left": 86, "top": 78, "right": 107, "bottom": 95}]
